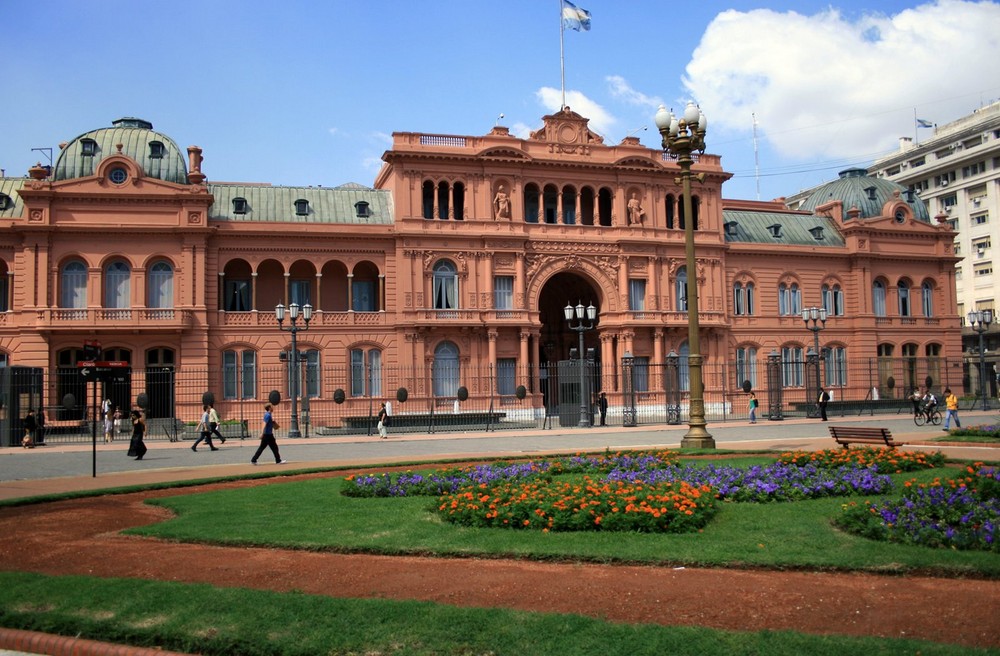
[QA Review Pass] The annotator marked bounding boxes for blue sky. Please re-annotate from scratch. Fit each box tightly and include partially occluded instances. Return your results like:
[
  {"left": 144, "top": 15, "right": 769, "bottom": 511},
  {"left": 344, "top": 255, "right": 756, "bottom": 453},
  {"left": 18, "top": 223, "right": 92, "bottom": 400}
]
[{"left": 3, "top": 0, "right": 999, "bottom": 202}]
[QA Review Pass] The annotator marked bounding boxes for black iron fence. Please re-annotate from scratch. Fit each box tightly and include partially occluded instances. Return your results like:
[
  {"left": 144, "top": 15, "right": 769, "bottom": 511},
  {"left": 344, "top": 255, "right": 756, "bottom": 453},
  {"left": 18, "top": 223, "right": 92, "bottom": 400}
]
[{"left": 2, "top": 354, "right": 997, "bottom": 446}]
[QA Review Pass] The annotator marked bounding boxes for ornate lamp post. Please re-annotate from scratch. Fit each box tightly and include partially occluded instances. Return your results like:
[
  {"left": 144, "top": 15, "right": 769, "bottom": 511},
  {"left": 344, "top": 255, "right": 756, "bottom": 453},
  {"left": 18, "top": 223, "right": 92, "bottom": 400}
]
[
  {"left": 801, "top": 306, "right": 827, "bottom": 416},
  {"left": 968, "top": 309, "right": 993, "bottom": 411},
  {"left": 276, "top": 301, "right": 312, "bottom": 438},
  {"left": 564, "top": 302, "right": 596, "bottom": 428},
  {"left": 655, "top": 102, "right": 714, "bottom": 448}
]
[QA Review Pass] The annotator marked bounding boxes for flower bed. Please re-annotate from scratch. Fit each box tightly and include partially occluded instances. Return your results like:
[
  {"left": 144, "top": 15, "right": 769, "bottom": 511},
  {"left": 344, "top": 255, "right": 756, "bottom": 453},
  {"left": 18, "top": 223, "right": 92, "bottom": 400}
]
[
  {"left": 777, "top": 446, "right": 945, "bottom": 473},
  {"left": 837, "top": 463, "right": 1000, "bottom": 552},
  {"left": 436, "top": 477, "right": 716, "bottom": 533}
]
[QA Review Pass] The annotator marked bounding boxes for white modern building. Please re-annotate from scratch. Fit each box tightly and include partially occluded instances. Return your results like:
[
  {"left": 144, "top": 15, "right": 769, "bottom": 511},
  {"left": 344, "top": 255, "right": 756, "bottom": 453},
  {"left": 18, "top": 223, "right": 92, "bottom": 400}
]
[{"left": 869, "top": 101, "right": 1000, "bottom": 394}]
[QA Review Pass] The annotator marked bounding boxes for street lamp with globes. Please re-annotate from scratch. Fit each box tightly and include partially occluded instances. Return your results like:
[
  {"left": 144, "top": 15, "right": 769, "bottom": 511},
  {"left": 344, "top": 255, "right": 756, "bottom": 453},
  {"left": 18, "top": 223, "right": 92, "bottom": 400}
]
[
  {"left": 276, "top": 301, "right": 312, "bottom": 438},
  {"left": 654, "top": 102, "right": 714, "bottom": 449},
  {"left": 968, "top": 309, "right": 993, "bottom": 411},
  {"left": 564, "top": 302, "right": 597, "bottom": 428}
]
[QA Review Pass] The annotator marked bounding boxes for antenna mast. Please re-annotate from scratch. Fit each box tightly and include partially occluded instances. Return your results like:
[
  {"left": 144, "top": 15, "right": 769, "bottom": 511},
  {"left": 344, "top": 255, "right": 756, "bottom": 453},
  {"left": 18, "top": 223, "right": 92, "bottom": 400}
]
[{"left": 752, "top": 113, "right": 760, "bottom": 201}]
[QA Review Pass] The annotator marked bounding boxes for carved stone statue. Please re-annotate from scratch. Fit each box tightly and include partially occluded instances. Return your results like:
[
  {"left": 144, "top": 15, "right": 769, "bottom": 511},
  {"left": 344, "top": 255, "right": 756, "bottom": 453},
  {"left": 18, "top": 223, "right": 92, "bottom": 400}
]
[
  {"left": 493, "top": 185, "right": 511, "bottom": 220},
  {"left": 627, "top": 193, "right": 644, "bottom": 225}
]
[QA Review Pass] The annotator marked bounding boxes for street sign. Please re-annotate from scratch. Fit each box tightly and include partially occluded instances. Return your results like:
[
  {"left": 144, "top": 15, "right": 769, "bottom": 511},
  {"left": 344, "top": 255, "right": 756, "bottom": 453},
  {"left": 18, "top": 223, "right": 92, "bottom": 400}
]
[{"left": 78, "top": 360, "right": 130, "bottom": 381}]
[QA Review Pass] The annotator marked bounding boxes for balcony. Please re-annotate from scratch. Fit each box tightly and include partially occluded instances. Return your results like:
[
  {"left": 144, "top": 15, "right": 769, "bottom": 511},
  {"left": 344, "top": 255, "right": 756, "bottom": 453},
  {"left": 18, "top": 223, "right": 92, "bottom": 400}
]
[
  {"left": 36, "top": 308, "right": 193, "bottom": 332},
  {"left": 217, "top": 310, "right": 386, "bottom": 327}
]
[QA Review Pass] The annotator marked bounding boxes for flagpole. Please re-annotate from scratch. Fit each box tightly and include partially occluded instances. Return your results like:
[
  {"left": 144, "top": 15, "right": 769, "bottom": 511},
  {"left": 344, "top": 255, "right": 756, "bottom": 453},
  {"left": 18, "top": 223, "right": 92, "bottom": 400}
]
[
  {"left": 559, "top": 0, "right": 566, "bottom": 109},
  {"left": 914, "top": 108, "right": 919, "bottom": 146}
]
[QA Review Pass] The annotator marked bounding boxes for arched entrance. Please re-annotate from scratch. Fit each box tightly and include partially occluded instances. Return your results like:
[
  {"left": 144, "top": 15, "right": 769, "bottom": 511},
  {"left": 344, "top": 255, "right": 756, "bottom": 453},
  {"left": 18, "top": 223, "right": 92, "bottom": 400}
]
[{"left": 538, "top": 273, "right": 602, "bottom": 424}]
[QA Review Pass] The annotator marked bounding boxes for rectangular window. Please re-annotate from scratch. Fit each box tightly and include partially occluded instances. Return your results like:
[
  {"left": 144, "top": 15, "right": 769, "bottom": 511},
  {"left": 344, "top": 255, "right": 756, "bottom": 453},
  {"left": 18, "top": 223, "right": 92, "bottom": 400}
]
[
  {"left": 350, "top": 349, "right": 365, "bottom": 397},
  {"left": 493, "top": 276, "right": 514, "bottom": 310},
  {"left": 633, "top": 356, "right": 649, "bottom": 393},
  {"left": 223, "top": 351, "right": 237, "bottom": 400},
  {"left": 497, "top": 358, "right": 516, "bottom": 396},
  {"left": 974, "top": 263, "right": 993, "bottom": 276},
  {"left": 290, "top": 280, "right": 311, "bottom": 306},
  {"left": 241, "top": 351, "right": 256, "bottom": 399},
  {"left": 304, "top": 350, "right": 321, "bottom": 398},
  {"left": 736, "top": 347, "right": 758, "bottom": 388},
  {"left": 628, "top": 279, "right": 646, "bottom": 312},
  {"left": 824, "top": 347, "right": 847, "bottom": 387},
  {"left": 973, "top": 213, "right": 990, "bottom": 226},
  {"left": 781, "top": 347, "right": 803, "bottom": 387},
  {"left": 352, "top": 280, "right": 376, "bottom": 311},
  {"left": 225, "top": 279, "right": 251, "bottom": 311}
]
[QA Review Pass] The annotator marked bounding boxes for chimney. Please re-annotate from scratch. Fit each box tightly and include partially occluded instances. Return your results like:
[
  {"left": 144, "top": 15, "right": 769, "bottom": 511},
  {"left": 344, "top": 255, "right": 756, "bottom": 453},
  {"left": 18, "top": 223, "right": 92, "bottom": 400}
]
[{"left": 187, "top": 146, "right": 206, "bottom": 184}]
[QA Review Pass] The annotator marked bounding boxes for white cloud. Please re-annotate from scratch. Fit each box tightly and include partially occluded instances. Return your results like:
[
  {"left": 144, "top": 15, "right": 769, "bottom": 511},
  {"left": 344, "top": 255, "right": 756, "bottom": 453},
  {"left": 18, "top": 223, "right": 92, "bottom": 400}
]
[
  {"left": 605, "top": 75, "right": 663, "bottom": 109},
  {"left": 683, "top": 1, "right": 1000, "bottom": 161},
  {"left": 536, "top": 87, "right": 617, "bottom": 136}
]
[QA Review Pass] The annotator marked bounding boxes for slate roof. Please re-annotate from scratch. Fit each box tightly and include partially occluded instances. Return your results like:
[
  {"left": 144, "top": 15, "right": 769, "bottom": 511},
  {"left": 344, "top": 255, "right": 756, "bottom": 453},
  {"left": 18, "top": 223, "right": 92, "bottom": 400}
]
[
  {"left": 797, "top": 167, "right": 930, "bottom": 222},
  {"left": 52, "top": 117, "right": 189, "bottom": 184},
  {"left": 208, "top": 183, "right": 394, "bottom": 224},
  {"left": 0, "top": 178, "right": 25, "bottom": 219},
  {"left": 722, "top": 208, "right": 845, "bottom": 246}
]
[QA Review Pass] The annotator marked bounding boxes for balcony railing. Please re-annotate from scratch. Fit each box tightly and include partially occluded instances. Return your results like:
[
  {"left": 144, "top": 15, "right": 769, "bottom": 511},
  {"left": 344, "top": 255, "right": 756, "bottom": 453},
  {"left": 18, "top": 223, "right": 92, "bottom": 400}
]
[{"left": 38, "top": 308, "right": 193, "bottom": 330}]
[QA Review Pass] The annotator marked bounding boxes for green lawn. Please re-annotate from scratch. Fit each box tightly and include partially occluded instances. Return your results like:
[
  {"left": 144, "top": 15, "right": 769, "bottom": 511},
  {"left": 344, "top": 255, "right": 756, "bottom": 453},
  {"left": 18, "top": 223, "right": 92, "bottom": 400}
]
[{"left": 2, "top": 454, "right": 998, "bottom": 656}]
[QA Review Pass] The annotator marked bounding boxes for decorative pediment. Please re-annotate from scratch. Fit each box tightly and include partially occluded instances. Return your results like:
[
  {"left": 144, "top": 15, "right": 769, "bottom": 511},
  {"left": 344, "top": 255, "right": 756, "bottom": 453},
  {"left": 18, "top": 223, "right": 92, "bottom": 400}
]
[
  {"left": 528, "top": 106, "right": 604, "bottom": 146},
  {"left": 478, "top": 147, "right": 531, "bottom": 160},
  {"left": 614, "top": 156, "right": 658, "bottom": 169}
]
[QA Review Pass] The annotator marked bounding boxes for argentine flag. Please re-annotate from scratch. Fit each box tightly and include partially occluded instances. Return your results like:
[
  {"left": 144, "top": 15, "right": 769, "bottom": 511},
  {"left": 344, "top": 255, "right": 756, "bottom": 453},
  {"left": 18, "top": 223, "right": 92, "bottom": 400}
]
[{"left": 562, "top": 0, "right": 591, "bottom": 31}]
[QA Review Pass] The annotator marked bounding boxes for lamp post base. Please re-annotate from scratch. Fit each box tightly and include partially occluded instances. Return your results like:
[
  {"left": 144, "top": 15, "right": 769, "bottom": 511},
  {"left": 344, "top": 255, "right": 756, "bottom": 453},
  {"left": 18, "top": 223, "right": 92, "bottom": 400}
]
[{"left": 681, "top": 428, "right": 715, "bottom": 450}]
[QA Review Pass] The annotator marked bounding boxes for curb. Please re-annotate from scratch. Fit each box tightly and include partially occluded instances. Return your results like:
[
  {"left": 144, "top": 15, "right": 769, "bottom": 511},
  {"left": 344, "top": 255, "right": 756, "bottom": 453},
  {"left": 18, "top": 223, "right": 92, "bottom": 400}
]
[{"left": 0, "top": 627, "right": 193, "bottom": 656}]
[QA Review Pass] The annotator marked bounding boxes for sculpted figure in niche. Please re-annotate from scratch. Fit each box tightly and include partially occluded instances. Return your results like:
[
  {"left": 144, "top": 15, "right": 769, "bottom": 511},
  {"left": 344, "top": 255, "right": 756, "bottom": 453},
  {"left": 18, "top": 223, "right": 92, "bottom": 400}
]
[
  {"left": 493, "top": 185, "right": 511, "bottom": 220},
  {"left": 627, "top": 192, "right": 644, "bottom": 225}
]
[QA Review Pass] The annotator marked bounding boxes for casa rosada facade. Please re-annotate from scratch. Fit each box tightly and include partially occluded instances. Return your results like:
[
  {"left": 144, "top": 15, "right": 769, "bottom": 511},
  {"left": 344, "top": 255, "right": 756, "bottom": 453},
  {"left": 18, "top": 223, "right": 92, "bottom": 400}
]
[{"left": 0, "top": 110, "right": 962, "bottom": 427}]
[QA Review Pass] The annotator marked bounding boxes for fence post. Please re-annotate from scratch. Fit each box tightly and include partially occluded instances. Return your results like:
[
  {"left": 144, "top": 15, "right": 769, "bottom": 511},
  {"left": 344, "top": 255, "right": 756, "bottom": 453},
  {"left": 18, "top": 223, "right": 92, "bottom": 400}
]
[
  {"left": 665, "top": 351, "right": 681, "bottom": 424},
  {"left": 767, "top": 350, "right": 783, "bottom": 421},
  {"left": 622, "top": 352, "right": 636, "bottom": 427}
]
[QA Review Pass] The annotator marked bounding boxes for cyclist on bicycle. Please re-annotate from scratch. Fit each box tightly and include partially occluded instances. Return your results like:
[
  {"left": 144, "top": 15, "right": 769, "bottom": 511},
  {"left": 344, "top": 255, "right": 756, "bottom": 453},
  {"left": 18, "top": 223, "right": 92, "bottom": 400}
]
[{"left": 922, "top": 389, "right": 938, "bottom": 422}]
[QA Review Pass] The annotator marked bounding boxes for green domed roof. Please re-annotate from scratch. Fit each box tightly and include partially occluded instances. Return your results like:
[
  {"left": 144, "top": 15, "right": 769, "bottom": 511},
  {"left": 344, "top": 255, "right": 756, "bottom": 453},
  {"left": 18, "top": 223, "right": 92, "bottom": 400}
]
[
  {"left": 798, "top": 168, "right": 930, "bottom": 222},
  {"left": 53, "top": 117, "right": 189, "bottom": 184}
]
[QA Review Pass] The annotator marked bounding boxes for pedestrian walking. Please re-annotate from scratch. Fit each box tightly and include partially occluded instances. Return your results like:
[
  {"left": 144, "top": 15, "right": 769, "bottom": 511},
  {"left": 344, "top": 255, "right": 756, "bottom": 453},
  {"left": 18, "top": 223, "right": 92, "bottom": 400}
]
[
  {"left": 377, "top": 402, "right": 389, "bottom": 439},
  {"left": 748, "top": 391, "right": 758, "bottom": 424},
  {"left": 817, "top": 387, "right": 829, "bottom": 421},
  {"left": 127, "top": 409, "right": 147, "bottom": 460},
  {"left": 191, "top": 404, "right": 219, "bottom": 452},
  {"left": 943, "top": 388, "right": 961, "bottom": 431},
  {"left": 34, "top": 408, "right": 45, "bottom": 445},
  {"left": 103, "top": 401, "right": 114, "bottom": 443},
  {"left": 208, "top": 402, "right": 226, "bottom": 444},
  {"left": 251, "top": 403, "right": 286, "bottom": 464},
  {"left": 598, "top": 392, "right": 608, "bottom": 426},
  {"left": 21, "top": 409, "right": 36, "bottom": 448}
]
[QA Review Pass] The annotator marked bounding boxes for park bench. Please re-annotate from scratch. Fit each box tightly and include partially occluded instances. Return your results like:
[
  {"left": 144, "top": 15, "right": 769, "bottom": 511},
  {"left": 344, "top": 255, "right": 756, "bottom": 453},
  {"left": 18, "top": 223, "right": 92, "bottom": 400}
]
[{"left": 829, "top": 426, "right": 900, "bottom": 449}]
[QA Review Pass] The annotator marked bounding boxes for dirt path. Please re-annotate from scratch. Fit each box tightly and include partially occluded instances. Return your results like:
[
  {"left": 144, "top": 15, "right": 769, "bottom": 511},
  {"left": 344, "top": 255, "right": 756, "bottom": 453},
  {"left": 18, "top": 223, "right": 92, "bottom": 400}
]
[{"left": 1, "top": 472, "right": 998, "bottom": 650}]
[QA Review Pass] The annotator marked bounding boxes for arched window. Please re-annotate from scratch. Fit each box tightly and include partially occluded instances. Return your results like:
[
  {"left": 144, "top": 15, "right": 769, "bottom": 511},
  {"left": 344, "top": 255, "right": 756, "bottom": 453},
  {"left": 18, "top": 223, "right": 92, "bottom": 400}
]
[
  {"left": 778, "top": 283, "right": 800, "bottom": 316},
  {"left": 665, "top": 194, "right": 675, "bottom": 229},
  {"left": 822, "top": 283, "right": 844, "bottom": 316},
  {"left": 433, "top": 261, "right": 458, "bottom": 310},
  {"left": 733, "top": 282, "right": 755, "bottom": 316},
  {"left": 421, "top": 181, "right": 435, "bottom": 219},
  {"left": 105, "top": 261, "right": 130, "bottom": 308},
  {"left": 824, "top": 346, "right": 847, "bottom": 386},
  {"left": 148, "top": 261, "right": 174, "bottom": 309},
  {"left": 433, "top": 341, "right": 460, "bottom": 397},
  {"left": 223, "top": 349, "right": 256, "bottom": 400},
  {"left": 675, "top": 267, "right": 687, "bottom": 311},
  {"left": 61, "top": 261, "right": 87, "bottom": 309},
  {"left": 561, "top": 186, "right": 577, "bottom": 224},
  {"left": 921, "top": 281, "right": 934, "bottom": 317},
  {"left": 873, "top": 280, "right": 887, "bottom": 316},
  {"left": 523, "top": 183, "right": 540, "bottom": 223},
  {"left": 897, "top": 280, "right": 911, "bottom": 316},
  {"left": 781, "top": 345, "right": 804, "bottom": 387},
  {"left": 350, "top": 348, "right": 382, "bottom": 397},
  {"left": 736, "top": 346, "right": 757, "bottom": 388}
]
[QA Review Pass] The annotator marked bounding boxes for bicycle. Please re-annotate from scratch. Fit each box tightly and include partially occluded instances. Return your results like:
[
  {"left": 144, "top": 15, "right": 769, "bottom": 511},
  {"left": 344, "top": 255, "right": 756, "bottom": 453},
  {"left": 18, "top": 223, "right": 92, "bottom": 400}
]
[{"left": 914, "top": 406, "right": 942, "bottom": 426}]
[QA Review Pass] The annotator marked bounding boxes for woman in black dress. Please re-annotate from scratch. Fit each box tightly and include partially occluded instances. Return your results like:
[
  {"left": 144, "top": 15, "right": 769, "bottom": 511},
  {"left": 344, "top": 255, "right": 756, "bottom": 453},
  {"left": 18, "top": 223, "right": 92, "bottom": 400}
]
[{"left": 127, "top": 409, "right": 147, "bottom": 460}]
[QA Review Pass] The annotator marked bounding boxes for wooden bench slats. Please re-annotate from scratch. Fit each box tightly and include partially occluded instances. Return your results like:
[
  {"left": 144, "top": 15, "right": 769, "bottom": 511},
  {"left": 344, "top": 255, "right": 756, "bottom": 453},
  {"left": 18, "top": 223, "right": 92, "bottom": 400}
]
[{"left": 829, "top": 426, "right": 900, "bottom": 448}]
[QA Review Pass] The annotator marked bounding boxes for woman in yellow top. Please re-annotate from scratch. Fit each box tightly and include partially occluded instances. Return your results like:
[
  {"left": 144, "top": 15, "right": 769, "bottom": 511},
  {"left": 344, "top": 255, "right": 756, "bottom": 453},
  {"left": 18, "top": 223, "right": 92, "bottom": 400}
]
[{"left": 943, "top": 388, "right": 961, "bottom": 431}]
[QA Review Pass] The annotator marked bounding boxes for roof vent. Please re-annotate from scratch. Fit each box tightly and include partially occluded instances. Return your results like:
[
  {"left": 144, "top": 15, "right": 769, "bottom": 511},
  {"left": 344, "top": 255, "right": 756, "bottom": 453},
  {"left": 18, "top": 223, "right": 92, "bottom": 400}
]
[
  {"left": 723, "top": 220, "right": 738, "bottom": 236},
  {"left": 767, "top": 223, "right": 783, "bottom": 239},
  {"left": 112, "top": 117, "right": 153, "bottom": 129},
  {"left": 809, "top": 226, "right": 824, "bottom": 240},
  {"left": 294, "top": 199, "right": 310, "bottom": 216}
]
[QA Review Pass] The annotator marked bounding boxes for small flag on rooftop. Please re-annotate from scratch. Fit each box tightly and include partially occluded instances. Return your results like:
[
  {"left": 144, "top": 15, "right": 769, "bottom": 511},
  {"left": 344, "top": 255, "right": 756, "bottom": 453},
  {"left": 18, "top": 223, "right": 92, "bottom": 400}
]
[
  {"left": 916, "top": 118, "right": 934, "bottom": 128},
  {"left": 562, "top": 0, "right": 591, "bottom": 31}
]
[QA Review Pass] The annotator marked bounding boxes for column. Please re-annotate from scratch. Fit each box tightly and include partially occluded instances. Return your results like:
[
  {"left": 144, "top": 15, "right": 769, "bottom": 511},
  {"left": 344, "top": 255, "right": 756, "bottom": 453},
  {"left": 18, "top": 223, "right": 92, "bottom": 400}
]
[
  {"left": 347, "top": 273, "right": 354, "bottom": 311},
  {"left": 315, "top": 273, "right": 323, "bottom": 312},
  {"left": 488, "top": 329, "right": 498, "bottom": 372},
  {"left": 519, "top": 330, "right": 530, "bottom": 375},
  {"left": 653, "top": 328, "right": 664, "bottom": 392},
  {"left": 218, "top": 272, "right": 225, "bottom": 311},
  {"left": 515, "top": 253, "right": 525, "bottom": 309},
  {"left": 378, "top": 274, "right": 385, "bottom": 312},
  {"left": 251, "top": 271, "right": 258, "bottom": 311}
]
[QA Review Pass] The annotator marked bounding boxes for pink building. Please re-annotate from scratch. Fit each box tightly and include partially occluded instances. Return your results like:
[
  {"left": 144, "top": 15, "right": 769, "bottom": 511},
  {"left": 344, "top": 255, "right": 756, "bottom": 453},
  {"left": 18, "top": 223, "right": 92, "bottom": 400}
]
[{"left": 0, "top": 110, "right": 961, "bottom": 439}]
